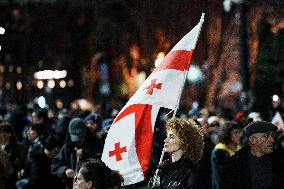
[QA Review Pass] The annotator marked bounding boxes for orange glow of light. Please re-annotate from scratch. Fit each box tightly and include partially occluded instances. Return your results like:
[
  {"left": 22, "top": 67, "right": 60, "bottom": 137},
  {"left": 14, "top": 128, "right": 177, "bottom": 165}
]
[
  {"left": 154, "top": 52, "right": 165, "bottom": 67},
  {"left": 129, "top": 44, "right": 140, "bottom": 61}
]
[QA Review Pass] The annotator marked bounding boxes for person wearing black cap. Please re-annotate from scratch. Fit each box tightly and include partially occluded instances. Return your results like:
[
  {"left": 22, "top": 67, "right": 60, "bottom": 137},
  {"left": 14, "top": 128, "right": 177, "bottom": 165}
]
[
  {"left": 51, "top": 118, "right": 103, "bottom": 189},
  {"left": 223, "top": 121, "right": 278, "bottom": 189}
]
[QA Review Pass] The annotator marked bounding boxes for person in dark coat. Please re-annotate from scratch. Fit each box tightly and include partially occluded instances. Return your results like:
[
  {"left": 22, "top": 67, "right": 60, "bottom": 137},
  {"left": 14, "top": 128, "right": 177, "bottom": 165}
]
[
  {"left": 51, "top": 118, "right": 103, "bottom": 189},
  {"left": 223, "top": 121, "right": 278, "bottom": 189},
  {"left": 16, "top": 123, "right": 46, "bottom": 189},
  {"left": 272, "top": 132, "right": 284, "bottom": 189},
  {"left": 194, "top": 118, "right": 216, "bottom": 189},
  {"left": 53, "top": 113, "right": 71, "bottom": 146},
  {"left": 149, "top": 118, "right": 204, "bottom": 188},
  {"left": 29, "top": 108, "right": 52, "bottom": 140},
  {"left": 0, "top": 141, "right": 13, "bottom": 189},
  {"left": 17, "top": 136, "right": 62, "bottom": 189},
  {"left": 84, "top": 112, "right": 104, "bottom": 145},
  {"left": 211, "top": 121, "right": 243, "bottom": 189},
  {"left": 0, "top": 122, "right": 26, "bottom": 189},
  {"left": 84, "top": 113, "right": 102, "bottom": 134}
]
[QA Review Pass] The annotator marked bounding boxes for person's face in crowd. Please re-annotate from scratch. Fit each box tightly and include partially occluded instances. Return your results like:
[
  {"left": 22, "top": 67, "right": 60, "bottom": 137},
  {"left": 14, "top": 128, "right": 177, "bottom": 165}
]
[
  {"left": 230, "top": 128, "right": 243, "bottom": 145},
  {"left": 73, "top": 168, "right": 92, "bottom": 189},
  {"left": 239, "top": 117, "right": 248, "bottom": 126},
  {"left": 204, "top": 123, "right": 216, "bottom": 136},
  {"left": 250, "top": 131, "right": 276, "bottom": 156},
  {"left": 164, "top": 128, "right": 182, "bottom": 154},
  {"left": 86, "top": 121, "right": 99, "bottom": 132},
  {"left": 205, "top": 121, "right": 219, "bottom": 135},
  {"left": 197, "top": 118, "right": 210, "bottom": 136},
  {"left": 0, "top": 131, "right": 11, "bottom": 145},
  {"left": 32, "top": 112, "right": 44, "bottom": 124},
  {"left": 28, "top": 127, "right": 38, "bottom": 142}
]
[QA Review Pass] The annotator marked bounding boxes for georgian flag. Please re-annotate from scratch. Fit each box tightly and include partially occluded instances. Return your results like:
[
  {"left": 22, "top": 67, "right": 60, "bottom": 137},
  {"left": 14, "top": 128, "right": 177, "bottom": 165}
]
[
  {"left": 272, "top": 111, "right": 284, "bottom": 131},
  {"left": 102, "top": 14, "right": 205, "bottom": 185}
]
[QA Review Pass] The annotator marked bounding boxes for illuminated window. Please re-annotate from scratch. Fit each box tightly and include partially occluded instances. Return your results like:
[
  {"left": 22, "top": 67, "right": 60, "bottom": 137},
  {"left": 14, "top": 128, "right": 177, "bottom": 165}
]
[
  {"left": 67, "top": 79, "right": 74, "bottom": 87},
  {"left": 37, "top": 80, "right": 44, "bottom": 89},
  {"left": 59, "top": 80, "right": 66, "bottom": 88},
  {"left": 34, "top": 70, "right": 67, "bottom": 80},
  {"left": 47, "top": 80, "right": 55, "bottom": 88}
]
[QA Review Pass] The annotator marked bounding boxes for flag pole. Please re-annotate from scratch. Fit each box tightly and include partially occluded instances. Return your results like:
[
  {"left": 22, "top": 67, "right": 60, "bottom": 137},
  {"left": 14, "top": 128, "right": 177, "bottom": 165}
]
[
  {"left": 152, "top": 13, "right": 205, "bottom": 187},
  {"left": 152, "top": 144, "right": 166, "bottom": 186}
]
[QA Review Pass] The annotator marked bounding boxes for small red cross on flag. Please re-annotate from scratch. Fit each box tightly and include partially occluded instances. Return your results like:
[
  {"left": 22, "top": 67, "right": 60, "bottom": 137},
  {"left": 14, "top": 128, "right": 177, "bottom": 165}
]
[
  {"left": 109, "top": 142, "right": 127, "bottom": 161},
  {"left": 144, "top": 79, "right": 162, "bottom": 95}
]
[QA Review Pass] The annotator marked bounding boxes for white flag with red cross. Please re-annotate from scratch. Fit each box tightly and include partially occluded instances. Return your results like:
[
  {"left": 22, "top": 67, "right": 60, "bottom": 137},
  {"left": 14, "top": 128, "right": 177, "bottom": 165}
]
[
  {"left": 101, "top": 14, "right": 205, "bottom": 185},
  {"left": 272, "top": 111, "right": 284, "bottom": 131}
]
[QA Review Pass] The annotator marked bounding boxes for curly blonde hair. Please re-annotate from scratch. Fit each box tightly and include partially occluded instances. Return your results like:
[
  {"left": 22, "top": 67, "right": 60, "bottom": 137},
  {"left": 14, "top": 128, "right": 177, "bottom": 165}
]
[{"left": 165, "top": 118, "right": 204, "bottom": 163}]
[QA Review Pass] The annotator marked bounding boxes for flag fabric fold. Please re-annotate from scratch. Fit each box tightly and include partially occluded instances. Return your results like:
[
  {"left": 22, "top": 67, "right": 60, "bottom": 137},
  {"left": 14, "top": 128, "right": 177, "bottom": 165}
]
[
  {"left": 101, "top": 13, "right": 205, "bottom": 185},
  {"left": 272, "top": 111, "right": 284, "bottom": 131}
]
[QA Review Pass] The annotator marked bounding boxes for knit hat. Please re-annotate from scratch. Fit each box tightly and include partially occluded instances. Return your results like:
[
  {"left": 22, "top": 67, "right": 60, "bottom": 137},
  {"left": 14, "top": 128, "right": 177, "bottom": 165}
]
[
  {"left": 68, "top": 118, "right": 86, "bottom": 142},
  {"left": 84, "top": 112, "right": 102, "bottom": 126},
  {"left": 244, "top": 121, "right": 277, "bottom": 137}
]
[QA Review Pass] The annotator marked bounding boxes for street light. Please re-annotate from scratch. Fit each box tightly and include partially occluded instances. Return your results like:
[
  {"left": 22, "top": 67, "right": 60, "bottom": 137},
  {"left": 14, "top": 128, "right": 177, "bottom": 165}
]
[
  {"left": 223, "top": 0, "right": 243, "bottom": 12},
  {"left": 186, "top": 65, "right": 204, "bottom": 83},
  {"left": 0, "top": 27, "right": 5, "bottom": 35},
  {"left": 38, "top": 96, "right": 46, "bottom": 108}
]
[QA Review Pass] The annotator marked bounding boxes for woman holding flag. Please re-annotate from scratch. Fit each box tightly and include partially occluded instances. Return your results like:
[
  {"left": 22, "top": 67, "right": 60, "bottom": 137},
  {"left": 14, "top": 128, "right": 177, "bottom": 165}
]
[{"left": 150, "top": 118, "right": 204, "bottom": 188}]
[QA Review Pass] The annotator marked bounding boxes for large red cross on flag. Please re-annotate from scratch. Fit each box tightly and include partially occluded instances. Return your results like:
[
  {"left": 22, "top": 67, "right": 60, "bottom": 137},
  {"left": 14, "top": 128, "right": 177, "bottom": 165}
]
[{"left": 102, "top": 13, "right": 205, "bottom": 185}]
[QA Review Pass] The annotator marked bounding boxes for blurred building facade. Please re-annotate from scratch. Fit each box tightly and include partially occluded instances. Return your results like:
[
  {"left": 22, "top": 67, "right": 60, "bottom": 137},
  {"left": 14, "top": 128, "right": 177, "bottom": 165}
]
[{"left": 0, "top": 0, "right": 283, "bottom": 118}]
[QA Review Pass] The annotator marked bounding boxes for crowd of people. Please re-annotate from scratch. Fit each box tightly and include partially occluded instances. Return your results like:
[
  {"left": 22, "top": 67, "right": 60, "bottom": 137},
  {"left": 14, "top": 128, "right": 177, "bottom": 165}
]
[{"left": 0, "top": 101, "right": 284, "bottom": 189}]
